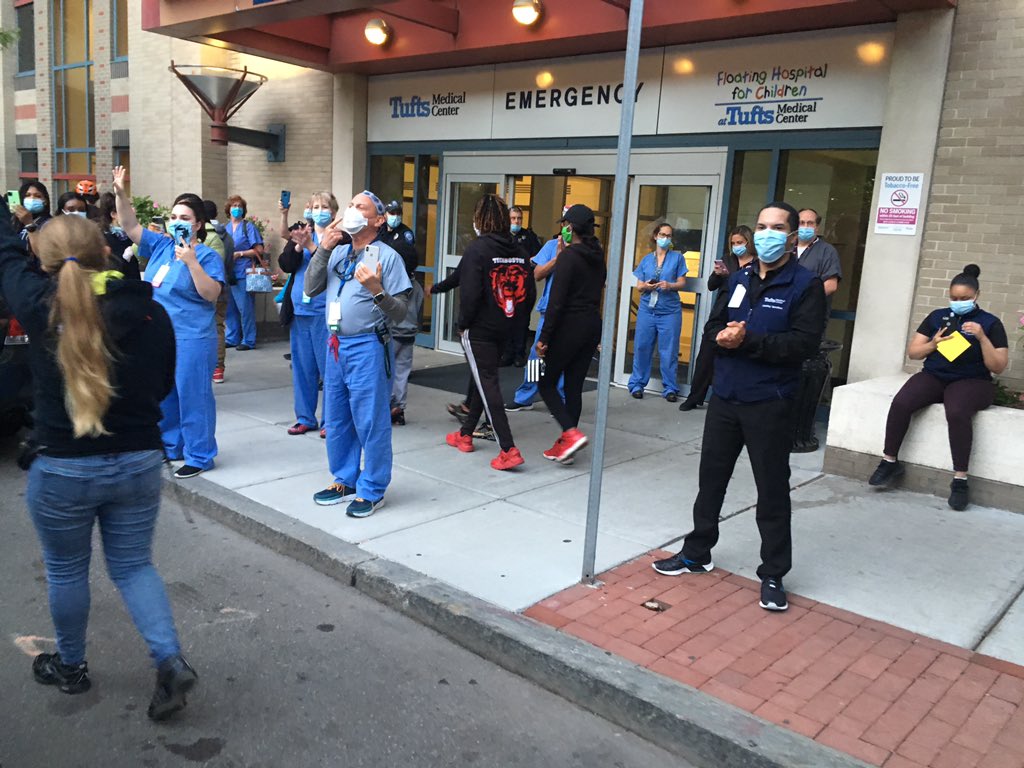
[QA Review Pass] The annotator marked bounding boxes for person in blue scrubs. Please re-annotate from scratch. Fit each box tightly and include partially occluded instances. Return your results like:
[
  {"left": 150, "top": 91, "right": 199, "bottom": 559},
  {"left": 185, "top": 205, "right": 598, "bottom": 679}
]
[
  {"left": 113, "top": 168, "right": 224, "bottom": 478},
  {"left": 303, "top": 191, "right": 413, "bottom": 519},
  {"left": 506, "top": 233, "right": 566, "bottom": 411},
  {"left": 224, "top": 195, "right": 263, "bottom": 350},
  {"left": 628, "top": 222, "right": 689, "bottom": 402},
  {"left": 279, "top": 191, "right": 338, "bottom": 435}
]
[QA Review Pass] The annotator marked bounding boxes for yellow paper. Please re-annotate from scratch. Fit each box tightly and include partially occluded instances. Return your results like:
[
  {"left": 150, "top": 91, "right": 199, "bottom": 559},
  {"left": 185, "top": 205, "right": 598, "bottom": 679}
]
[{"left": 936, "top": 330, "right": 971, "bottom": 362}]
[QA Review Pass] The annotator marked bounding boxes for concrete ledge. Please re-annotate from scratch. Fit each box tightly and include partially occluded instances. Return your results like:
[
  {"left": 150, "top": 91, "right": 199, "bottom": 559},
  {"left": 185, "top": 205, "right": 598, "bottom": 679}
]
[
  {"left": 824, "top": 445, "right": 1024, "bottom": 514},
  {"left": 166, "top": 473, "right": 870, "bottom": 768},
  {"left": 827, "top": 374, "right": 1024, "bottom": 488}
]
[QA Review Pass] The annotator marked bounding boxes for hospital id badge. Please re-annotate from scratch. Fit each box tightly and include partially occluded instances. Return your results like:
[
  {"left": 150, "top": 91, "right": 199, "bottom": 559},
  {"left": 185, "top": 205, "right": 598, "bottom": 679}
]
[
  {"left": 648, "top": 291, "right": 659, "bottom": 309},
  {"left": 302, "top": 292, "right": 312, "bottom": 304},
  {"left": 728, "top": 284, "right": 747, "bottom": 309},
  {"left": 328, "top": 301, "right": 341, "bottom": 331},
  {"left": 151, "top": 263, "right": 171, "bottom": 288}
]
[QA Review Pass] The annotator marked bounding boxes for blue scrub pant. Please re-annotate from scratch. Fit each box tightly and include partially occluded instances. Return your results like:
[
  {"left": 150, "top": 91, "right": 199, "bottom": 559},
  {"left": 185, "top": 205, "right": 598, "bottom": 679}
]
[
  {"left": 513, "top": 313, "right": 565, "bottom": 405},
  {"left": 225, "top": 281, "right": 256, "bottom": 347},
  {"left": 290, "top": 313, "right": 328, "bottom": 428},
  {"left": 324, "top": 333, "right": 393, "bottom": 502},
  {"left": 161, "top": 336, "right": 218, "bottom": 469},
  {"left": 628, "top": 308, "right": 682, "bottom": 397}
]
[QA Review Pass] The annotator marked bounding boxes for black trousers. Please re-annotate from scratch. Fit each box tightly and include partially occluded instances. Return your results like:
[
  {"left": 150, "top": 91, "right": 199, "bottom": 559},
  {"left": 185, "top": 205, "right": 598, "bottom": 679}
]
[
  {"left": 685, "top": 326, "right": 717, "bottom": 405},
  {"left": 682, "top": 395, "right": 795, "bottom": 579},
  {"left": 539, "top": 314, "right": 601, "bottom": 432},
  {"left": 460, "top": 333, "right": 515, "bottom": 451}
]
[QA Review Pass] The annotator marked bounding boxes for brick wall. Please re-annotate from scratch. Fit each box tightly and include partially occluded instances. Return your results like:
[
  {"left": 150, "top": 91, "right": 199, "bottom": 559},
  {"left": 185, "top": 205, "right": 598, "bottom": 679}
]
[
  {"left": 92, "top": 0, "right": 113, "bottom": 180},
  {"left": 913, "top": 0, "right": 1024, "bottom": 386},
  {"left": 33, "top": 0, "right": 53, "bottom": 193},
  {"left": 0, "top": 0, "right": 19, "bottom": 188}
]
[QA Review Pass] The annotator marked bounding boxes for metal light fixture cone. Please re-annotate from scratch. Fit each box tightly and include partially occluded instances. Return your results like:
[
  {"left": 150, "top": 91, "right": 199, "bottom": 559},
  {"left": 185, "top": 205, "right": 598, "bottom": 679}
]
[
  {"left": 512, "top": 0, "right": 543, "bottom": 26},
  {"left": 365, "top": 18, "right": 391, "bottom": 46},
  {"left": 169, "top": 63, "right": 268, "bottom": 145}
]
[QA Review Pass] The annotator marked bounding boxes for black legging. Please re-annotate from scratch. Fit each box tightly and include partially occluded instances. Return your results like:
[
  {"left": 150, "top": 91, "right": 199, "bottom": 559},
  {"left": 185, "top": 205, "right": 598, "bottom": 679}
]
[
  {"left": 884, "top": 371, "right": 994, "bottom": 473},
  {"left": 539, "top": 314, "right": 601, "bottom": 431},
  {"left": 460, "top": 333, "right": 515, "bottom": 451}
]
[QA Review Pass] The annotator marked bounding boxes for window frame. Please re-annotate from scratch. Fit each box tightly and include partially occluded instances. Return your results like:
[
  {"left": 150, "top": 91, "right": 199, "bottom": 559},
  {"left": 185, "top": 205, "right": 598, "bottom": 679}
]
[{"left": 15, "top": 1, "right": 36, "bottom": 77}]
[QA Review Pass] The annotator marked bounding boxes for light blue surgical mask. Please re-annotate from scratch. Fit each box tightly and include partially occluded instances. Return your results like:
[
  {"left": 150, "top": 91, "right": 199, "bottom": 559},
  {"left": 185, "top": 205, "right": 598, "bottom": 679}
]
[
  {"left": 109, "top": 225, "right": 124, "bottom": 236},
  {"left": 510, "top": 223, "right": 522, "bottom": 235},
  {"left": 65, "top": 210, "right": 88, "bottom": 218},
  {"left": 168, "top": 221, "right": 192, "bottom": 245},
  {"left": 230, "top": 206, "right": 244, "bottom": 220},
  {"left": 797, "top": 227, "right": 816, "bottom": 242},
  {"left": 303, "top": 208, "right": 312, "bottom": 220},
  {"left": 312, "top": 210, "right": 333, "bottom": 227},
  {"left": 949, "top": 299, "right": 976, "bottom": 316},
  {"left": 753, "top": 229, "right": 789, "bottom": 264},
  {"left": 731, "top": 245, "right": 747, "bottom": 257},
  {"left": 387, "top": 214, "right": 401, "bottom": 228},
  {"left": 24, "top": 198, "right": 46, "bottom": 214},
  {"left": 656, "top": 237, "right": 672, "bottom": 250}
]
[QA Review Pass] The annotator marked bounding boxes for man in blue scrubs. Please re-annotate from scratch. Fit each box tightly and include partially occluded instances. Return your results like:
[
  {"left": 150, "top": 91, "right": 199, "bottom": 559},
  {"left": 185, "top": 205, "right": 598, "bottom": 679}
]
[{"left": 304, "top": 191, "right": 413, "bottom": 518}]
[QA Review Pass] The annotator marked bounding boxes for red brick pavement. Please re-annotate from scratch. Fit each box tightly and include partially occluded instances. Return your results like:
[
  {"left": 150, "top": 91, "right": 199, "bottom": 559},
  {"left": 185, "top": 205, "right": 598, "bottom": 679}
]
[{"left": 524, "top": 550, "right": 1024, "bottom": 768}]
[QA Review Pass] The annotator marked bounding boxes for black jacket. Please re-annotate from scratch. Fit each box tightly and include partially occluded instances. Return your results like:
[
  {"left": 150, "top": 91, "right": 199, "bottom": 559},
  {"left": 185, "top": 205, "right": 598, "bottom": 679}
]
[
  {"left": 104, "top": 229, "right": 141, "bottom": 280},
  {"left": 539, "top": 237, "right": 606, "bottom": 346},
  {"left": 457, "top": 233, "right": 535, "bottom": 341},
  {"left": 0, "top": 219, "right": 175, "bottom": 457}
]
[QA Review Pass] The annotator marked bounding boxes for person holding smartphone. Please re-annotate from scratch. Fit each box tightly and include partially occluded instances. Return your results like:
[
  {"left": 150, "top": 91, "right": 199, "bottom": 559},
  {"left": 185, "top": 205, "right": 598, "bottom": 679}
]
[
  {"left": 112, "top": 168, "right": 225, "bottom": 479},
  {"left": 869, "top": 264, "right": 1007, "bottom": 510},
  {"left": 627, "top": 222, "right": 689, "bottom": 402},
  {"left": 679, "top": 225, "right": 756, "bottom": 412},
  {"left": 10, "top": 181, "right": 53, "bottom": 257},
  {"left": 224, "top": 194, "right": 264, "bottom": 351}
]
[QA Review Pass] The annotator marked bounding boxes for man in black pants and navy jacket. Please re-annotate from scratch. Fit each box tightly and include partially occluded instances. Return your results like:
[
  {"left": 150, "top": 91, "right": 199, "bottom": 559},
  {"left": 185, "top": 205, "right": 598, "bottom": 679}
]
[{"left": 653, "top": 201, "right": 825, "bottom": 612}]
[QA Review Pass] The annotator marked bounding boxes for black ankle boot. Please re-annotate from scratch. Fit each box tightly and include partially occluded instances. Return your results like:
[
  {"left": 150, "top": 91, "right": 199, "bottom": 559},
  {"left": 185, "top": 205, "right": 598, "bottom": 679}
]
[
  {"left": 33, "top": 652, "right": 91, "bottom": 694},
  {"left": 148, "top": 655, "right": 198, "bottom": 721}
]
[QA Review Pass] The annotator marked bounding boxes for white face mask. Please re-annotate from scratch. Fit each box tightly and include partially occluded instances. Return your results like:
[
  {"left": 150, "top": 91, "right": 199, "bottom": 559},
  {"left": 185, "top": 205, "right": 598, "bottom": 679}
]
[{"left": 341, "top": 206, "right": 368, "bottom": 235}]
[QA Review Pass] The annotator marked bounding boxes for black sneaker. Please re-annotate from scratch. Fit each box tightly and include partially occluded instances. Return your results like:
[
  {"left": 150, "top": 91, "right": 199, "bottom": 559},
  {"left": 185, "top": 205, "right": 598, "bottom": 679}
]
[
  {"left": 504, "top": 401, "right": 534, "bottom": 412},
  {"left": 631, "top": 390, "right": 644, "bottom": 399},
  {"left": 391, "top": 407, "right": 406, "bottom": 426},
  {"left": 446, "top": 402, "right": 470, "bottom": 424},
  {"left": 652, "top": 553, "right": 714, "bottom": 576},
  {"left": 759, "top": 578, "right": 788, "bottom": 611},
  {"left": 173, "top": 464, "right": 204, "bottom": 479},
  {"left": 33, "top": 652, "right": 91, "bottom": 694},
  {"left": 678, "top": 399, "right": 701, "bottom": 412},
  {"left": 236, "top": 344, "right": 252, "bottom": 351},
  {"left": 949, "top": 478, "right": 970, "bottom": 511},
  {"left": 148, "top": 655, "right": 198, "bottom": 721},
  {"left": 868, "top": 459, "right": 904, "bottom": 487}
]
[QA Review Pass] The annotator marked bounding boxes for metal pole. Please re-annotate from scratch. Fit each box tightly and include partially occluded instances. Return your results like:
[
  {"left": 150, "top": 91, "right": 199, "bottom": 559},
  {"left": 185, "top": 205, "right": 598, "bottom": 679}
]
[{"left": 581, "top": 0, "right": 645, "bottom": 583}]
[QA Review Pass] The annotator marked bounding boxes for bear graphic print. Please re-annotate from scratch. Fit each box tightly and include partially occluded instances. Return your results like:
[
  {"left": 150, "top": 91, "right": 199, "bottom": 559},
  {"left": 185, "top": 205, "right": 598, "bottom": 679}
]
[{"left": 491, "top": 262, "right": 530, "bottom": 318}]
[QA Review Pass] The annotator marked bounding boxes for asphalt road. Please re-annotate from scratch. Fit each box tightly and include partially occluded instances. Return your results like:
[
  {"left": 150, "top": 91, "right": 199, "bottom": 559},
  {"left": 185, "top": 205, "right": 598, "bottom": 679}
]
[{"left": 0, "top": 437, "right": 691, "bottom": 768}]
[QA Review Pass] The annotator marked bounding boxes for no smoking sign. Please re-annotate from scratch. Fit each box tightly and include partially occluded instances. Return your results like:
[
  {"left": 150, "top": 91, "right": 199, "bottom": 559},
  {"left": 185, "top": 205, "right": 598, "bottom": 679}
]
[{"left": 890, "top": 189, "right": 909, "bottom": 206}]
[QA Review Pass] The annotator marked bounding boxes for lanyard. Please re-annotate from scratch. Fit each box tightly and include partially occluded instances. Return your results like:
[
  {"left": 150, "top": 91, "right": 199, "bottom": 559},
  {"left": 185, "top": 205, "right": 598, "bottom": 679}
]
[{"left": 333, "top": 254, "right": 357, "bottom": 299}]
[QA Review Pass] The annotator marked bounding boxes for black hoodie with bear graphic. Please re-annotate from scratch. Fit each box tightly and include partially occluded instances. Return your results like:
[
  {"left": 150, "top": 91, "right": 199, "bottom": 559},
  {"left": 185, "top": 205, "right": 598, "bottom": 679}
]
[{"left": 457, "top": 233, "right": 536, "bottom": 342}]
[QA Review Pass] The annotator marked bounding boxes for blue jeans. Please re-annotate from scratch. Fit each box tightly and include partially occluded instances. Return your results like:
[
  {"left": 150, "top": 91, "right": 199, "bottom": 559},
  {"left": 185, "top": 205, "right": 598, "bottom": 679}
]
[{"left": 26, "top": 450, "right": 181, "bottom": 667}]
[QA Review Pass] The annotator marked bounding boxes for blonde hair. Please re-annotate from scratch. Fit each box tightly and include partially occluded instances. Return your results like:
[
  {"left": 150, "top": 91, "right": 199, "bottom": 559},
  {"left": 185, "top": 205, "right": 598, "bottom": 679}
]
[
  {"left": 35, "top": 216, "right": 114, "bottom": 438},
  {"left": 309, "top": 191, "right": 340, "bottom": 215}
]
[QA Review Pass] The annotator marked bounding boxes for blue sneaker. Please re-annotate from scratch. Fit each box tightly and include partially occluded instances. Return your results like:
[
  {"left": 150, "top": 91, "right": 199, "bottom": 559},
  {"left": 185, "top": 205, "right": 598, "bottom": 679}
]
[
  {"left": 651, "top": 553, "right": 714, "bottom": 576},
  {"left": 346, "top": 497, "right": 384, "bottom": 518},
  {"left": 313, "top": 483, "right": 356, "bottom": 506}
]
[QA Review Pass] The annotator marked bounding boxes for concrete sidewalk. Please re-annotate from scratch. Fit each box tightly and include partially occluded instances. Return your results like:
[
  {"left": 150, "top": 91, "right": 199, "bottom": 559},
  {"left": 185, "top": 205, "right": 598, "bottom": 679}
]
[{"left": 178, "top": 341, "right": 1024, "bottom": 768}]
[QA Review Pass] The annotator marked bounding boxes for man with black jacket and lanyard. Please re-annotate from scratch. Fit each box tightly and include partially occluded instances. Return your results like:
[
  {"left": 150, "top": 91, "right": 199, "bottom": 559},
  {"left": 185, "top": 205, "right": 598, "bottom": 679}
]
[
  {"left": 653, "top": 201, "right": 826, "bottom": 613},
  {"left": 381, "top": 200, "right": 423, "bottom": 426}
]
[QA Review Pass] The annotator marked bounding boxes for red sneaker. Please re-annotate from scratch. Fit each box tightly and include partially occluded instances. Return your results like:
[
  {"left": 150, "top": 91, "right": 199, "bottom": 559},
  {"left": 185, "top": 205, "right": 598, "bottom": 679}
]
[
  {"left": 491, "top": 446, "right": 524, "bottom": 471},
  {"left": 445, "top": 431, "right": 474, "bottom": 453},
  {"left": 212, "top": 367, "right": 225, "bottom": 384},
  {"left": 319, "top": 428, "right": 326, "bottom": 439},
  {"left": 287, "top": 423, "right": 314, "bottom": 435},
  {"left": 543, "top": 428, "right": 588, "bottom": 463}
]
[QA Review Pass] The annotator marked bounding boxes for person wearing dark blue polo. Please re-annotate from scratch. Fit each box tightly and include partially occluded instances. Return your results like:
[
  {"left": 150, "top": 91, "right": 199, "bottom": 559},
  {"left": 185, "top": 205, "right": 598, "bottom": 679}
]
[{"left": 653, "top": 201, "right": 826, "bottom": 612}]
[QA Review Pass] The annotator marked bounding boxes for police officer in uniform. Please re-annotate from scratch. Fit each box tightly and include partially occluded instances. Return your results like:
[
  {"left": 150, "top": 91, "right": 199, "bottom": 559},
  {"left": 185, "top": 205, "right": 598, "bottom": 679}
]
[
  {"left": 653, "top": 201, "right": 825, "bottom": 613},
  {"left": 503, "top": 206, "right": 542, "bottom": 367},
  {"left": 382, "top": 200, "right": 423, "bottom": 425}
]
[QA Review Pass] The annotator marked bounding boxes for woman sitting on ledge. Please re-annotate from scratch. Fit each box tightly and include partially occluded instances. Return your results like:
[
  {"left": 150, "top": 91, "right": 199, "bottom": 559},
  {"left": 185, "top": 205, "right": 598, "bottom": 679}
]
[{"left": 868, "top": 264, "right": 1008, "bottom": 510}]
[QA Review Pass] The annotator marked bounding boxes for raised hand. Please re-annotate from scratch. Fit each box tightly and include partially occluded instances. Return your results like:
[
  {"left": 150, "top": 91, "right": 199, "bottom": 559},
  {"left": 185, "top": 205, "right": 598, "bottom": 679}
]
[{"left": 112, "top": 166, "right": 127, "bottom": 195}]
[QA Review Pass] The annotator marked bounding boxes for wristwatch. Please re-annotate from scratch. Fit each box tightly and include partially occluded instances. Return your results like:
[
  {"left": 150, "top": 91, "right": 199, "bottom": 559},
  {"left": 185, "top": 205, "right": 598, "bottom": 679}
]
[{"left": 372, "top": 291, "right": 386, "bottom": 305}]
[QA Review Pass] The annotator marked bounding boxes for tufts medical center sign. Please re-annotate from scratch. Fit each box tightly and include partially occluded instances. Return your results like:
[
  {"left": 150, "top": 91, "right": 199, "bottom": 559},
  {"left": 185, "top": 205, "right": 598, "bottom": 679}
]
[{"left": 368, "top": 25, "right": 894, "bottom": 143}]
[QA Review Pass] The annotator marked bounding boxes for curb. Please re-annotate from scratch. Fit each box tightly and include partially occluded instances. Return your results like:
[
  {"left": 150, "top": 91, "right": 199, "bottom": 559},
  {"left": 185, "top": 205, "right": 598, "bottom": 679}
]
[{"left": 163, "top": 474, "right": 870, "bottom": 768}]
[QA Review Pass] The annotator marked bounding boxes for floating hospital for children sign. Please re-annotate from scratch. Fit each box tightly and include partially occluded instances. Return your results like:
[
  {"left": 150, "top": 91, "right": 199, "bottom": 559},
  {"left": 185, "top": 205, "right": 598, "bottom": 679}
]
[{"left": 875, "top": 173, "right": 925, "bottom": 236}]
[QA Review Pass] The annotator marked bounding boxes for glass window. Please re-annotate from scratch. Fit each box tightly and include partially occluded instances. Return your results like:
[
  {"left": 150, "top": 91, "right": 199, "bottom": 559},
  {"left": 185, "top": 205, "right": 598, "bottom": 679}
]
[
  {"left": 114, "top": 0, "right": 128, "bottom": 59},
  {"left": 727, "top": 150, "right": 772, "bottom": 232},
  {"left": 54, "top": 0, "right": 91, "bottom": 66},
  {"left": 20, "top": 150, "right": 39, "bottom": 176},
  {"left": 775, "top": 148, "right": 879, "bottom": 387},
  {"left": 16, "top": 4, "right": 36, "bottom": 74},
  {"left": 114, "top": 148, "right": 130, "bottom": 193}
]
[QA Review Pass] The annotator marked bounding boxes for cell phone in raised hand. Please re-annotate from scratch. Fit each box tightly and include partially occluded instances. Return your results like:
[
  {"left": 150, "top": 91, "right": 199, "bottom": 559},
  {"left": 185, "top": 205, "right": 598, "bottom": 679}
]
[
  {"left": 152, "top": 215, "right": 166, "bottom": 231},
  {"left": 281, "top": 190, "right": 291, "bottom": 209},
  {"left": 363, "top": 245, "right": 380, "bottom": 273},
  {"left": 6, "top": 190, "right": 20, "bottom": 208}
]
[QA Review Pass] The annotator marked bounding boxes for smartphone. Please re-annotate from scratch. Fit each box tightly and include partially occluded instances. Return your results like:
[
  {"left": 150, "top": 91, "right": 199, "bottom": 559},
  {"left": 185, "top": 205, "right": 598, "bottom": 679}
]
[
  {"left": 363, "top": 245, "right": 380, "bottom": 272},
  {"left": 281, "top": 190, "right": 291, "bottom": 209},
  {"left": 6, "top": 190, "right": 19, "bottom": 208},
  {"left": 152, "top": 215, "right": 166, "bottom": 231}
]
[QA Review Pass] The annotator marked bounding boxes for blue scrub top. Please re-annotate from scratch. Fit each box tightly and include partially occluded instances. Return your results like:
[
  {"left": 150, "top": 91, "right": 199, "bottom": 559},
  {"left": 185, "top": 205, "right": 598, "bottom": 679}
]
[
  {"left": 533, "top": 238, "right": 559, "bottom": 314},
  {"left": 228, "top": 219, "right": 264, "bottom": 279},
  {"left": 291, "top": 231, "right": 327, "bottom": 317},
  {"left": 141, "top": 228, "right": 225, "bottom": 340},
  {"left": 633, "top": 250, "right": 688, "bottom": 315},
  {"left": 324, "top": 240, "right": 413, "bottom": 337}
]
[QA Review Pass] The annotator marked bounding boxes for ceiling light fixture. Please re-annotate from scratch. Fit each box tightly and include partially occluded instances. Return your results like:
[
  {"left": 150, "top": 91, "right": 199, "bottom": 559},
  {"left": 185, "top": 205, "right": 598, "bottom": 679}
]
[
  {"left": 512, "top": 0, "right": 543, "bottom": 26},
  {"left": 364, "top": 18, "right": 391, "bottom": 46}
]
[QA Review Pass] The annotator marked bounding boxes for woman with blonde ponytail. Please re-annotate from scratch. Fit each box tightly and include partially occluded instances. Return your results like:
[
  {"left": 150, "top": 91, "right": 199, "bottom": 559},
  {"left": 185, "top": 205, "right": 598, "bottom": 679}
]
[{"left": 0, "top": 209, "right": 198, "bottom": 720}]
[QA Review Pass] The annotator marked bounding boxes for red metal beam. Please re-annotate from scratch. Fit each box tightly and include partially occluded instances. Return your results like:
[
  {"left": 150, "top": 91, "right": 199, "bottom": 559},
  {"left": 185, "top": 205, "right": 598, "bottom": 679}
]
[
  {"left": 595, "top": 0, "right": 631, "bottom": 9},
  {"left": 382, "top": 0, "right": 459, "bottom": 35}
]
